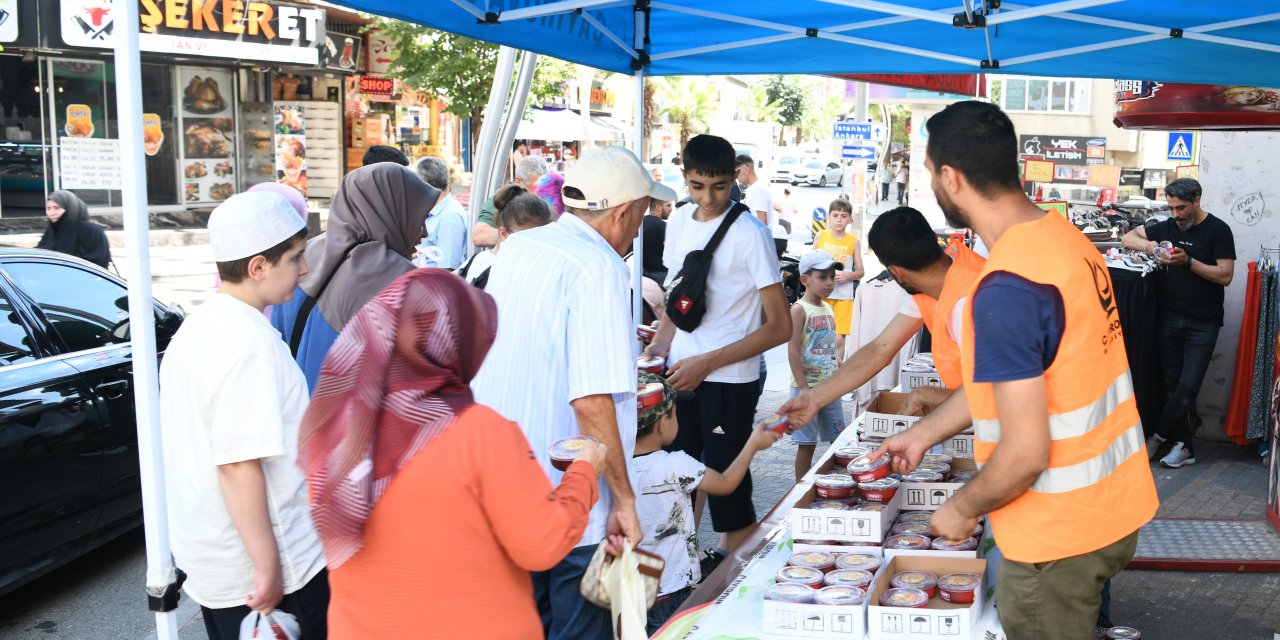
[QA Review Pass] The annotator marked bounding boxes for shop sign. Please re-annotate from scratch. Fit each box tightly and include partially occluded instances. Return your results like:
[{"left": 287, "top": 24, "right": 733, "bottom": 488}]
[
  {"left": 589, "top": 87, "right": 615, "bottom": 111},
  {"left": 320, "top": 31, "right": 361, "bottom": 72},
  {"left": 0, "top": 0, "right": 18, "bottom": 43},
  {"left": 59, "top": 0, "right": 325, "bottom": 65},
  {"left": 1114, "top": 79, "right": 1280, "bottom": 130},
  {"left": 60, "top": 137, "right": 122, "bottom": 190},
  {"left": 1019, "top": 134, "right": 1104, "bottom": 167},
  {"left": 359, "top": 75, "right": 395, "bottom": 99},
  {"left": 366, "top": 30, "right": 393, "bottom": 74},
  {"left": 1022, "top": 158, "right": 1055, "bottom": 183},
  {"left": 840, "top": 73, "right": 985, "bottom": 97}
]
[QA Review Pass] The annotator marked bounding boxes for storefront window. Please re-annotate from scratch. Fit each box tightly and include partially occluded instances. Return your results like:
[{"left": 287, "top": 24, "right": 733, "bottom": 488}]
[
  {"left": 0, "top": 56, "right": 51, "bottom": 217},
  {"left": 991, "top": 77, "right": 1092, "bottom": 115},
  {"left": 177, "top": 67, "right": 237, "bottom": 204}
]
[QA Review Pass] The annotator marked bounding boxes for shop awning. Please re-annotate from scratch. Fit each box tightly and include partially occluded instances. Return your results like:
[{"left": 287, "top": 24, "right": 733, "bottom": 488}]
[
  {"left": 591, "top": 115, "right": 631, "bottom": 141},
  {"left": 517, "top": 107, "right": 622, "bottom": 142}
]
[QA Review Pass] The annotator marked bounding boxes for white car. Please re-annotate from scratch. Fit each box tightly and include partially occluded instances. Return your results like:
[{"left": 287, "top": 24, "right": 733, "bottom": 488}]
[
  {"left": 772, "top": 156, "right": 802, "bottom": 183},
  {"left": 791, "top": 159, "right": 843, "bottom": 187}
]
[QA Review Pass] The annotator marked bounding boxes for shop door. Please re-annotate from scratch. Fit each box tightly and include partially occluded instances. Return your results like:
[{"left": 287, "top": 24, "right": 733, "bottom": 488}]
[
  {"left": 48, "top": 59, "right": 179, "bottom": 209},
  {"left": 0, "top": 57, "right": 52, "bottom": 218}
]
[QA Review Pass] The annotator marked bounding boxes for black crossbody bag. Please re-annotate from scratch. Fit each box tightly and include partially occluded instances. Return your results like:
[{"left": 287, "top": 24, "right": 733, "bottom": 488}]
[{"left": 665, "top": 203, "right": 749, "bottom": 332}]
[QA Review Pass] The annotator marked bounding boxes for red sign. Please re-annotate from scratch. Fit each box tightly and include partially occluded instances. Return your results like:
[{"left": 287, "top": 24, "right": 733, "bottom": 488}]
[
  {"left": 359, "top": 75, "right": 395, "bottom": 98},
  {"left": 839, "top": 74, "right": 985, "bottom": 97},
  {"left": 1114, "top": 80, "right": 1280, "bottom": 130}
]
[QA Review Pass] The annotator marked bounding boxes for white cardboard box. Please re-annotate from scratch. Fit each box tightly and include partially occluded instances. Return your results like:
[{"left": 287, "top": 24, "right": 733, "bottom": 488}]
[
  {"left": 899, "top": 458, "right": 978, "bottom": 512},
  {"left": 900, "top": 369, "right": 944, "bottom": 393},
  {"left": 864, "top": 392, "right": 924, "bottom": 438},
  {"left": 790, "top": 487, "right": 903, "bottom": 543},
  {"left": 867, "top": 556, "right": 987, "bottom": 640},
  {"left": 945, "top": 433, "right": 975, "bottom": 457},
  {"left": 763, "top": 596, "right": 869, "bottom": 638}
]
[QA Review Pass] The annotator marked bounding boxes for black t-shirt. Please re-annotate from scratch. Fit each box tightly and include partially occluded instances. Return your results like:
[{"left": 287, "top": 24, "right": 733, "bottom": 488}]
[
  {"left": 642, "top": 215, "right": 667, "bottom": 276},
  {"left": 1146, "top": 213, "right": 1236, "bottom": 326}
]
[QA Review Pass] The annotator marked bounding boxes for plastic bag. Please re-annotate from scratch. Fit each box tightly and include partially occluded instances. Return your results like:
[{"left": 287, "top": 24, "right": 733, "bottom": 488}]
[
  {"left": 238, "top": 610, "right": 300, "bottom": 640},
  {"left": 599, "top": 543, "right": 648, "bottom": 640}
]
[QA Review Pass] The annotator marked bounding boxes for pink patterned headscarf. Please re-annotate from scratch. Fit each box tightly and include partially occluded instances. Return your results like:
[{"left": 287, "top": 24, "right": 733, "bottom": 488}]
[{"left": 298, "top": 269, "right": 497, "bottom": 568}]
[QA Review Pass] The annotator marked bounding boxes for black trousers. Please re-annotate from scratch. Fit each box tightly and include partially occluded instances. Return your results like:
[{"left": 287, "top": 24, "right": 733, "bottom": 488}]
[
  {"left": 201, "top": 569, "right": 329, "bottom": 640},
  {"left": 1155, "top": 313, "right": 1221, "bottom": 456},
  {"left": 668, "top": 380, "right": 760, "bottom": 533}
]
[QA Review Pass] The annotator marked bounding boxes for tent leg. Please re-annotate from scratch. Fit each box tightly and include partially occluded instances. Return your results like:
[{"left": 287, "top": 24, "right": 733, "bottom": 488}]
[
  {"left": 490, "top": 51, "right": 539, "bottom": 196},
  {"left": 114, "top": 1, "right": 178, "bottom": 637},
  {"left": 632, "top": 68, "right": 646, "bottom": 326},
  {"left": 468, "top": 46, "right": 519, "bottom": 249}
]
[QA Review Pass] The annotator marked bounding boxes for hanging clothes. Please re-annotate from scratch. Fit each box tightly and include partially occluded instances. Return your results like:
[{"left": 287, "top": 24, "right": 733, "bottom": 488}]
[
  {"left": 846, "top": 278, "right": 917, "bottom": 413},
  {"left": 1110, "top": 267, "right": 1164, "bottom": 436},
  {"left": 1247, "top": 265, "right": 1278, "bottom": 442},
  {"left": 1224, "top": 261, "right": 1260, "bottom": 445}
]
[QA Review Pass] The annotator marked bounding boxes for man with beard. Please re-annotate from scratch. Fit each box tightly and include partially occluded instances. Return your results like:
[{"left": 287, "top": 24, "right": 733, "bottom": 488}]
[
  {"left": 873, "top": 101, "right": 1158, "bottom": 640},
  {"left": 1122, "top": 178, "right": 1235, "bottom": 468},
  {"left": 642, "top": 198, "right": 674, "bottom": 284}
]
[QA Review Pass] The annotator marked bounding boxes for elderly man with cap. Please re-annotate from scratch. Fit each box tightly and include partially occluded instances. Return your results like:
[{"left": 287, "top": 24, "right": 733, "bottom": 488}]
[
  {"left": 160, "top": 192, "right": 329, "bottom": 640},
  {"left": 472, "top": 146, "right": 676, "bottom": 640}
]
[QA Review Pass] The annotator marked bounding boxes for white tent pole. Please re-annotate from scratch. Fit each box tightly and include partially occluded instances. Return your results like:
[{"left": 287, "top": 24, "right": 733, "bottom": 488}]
[
  {"left": 113, "top": 2, "right": 177, "bottom": 638},
  {"left": 469, "top": 46, "right": 518, "bottom": 242},
  {"left": 632, "top": 7, "right": 647, "bottom": 328},
  {"left": 491, "top": 51, "right": 539, "bottom": 196}
]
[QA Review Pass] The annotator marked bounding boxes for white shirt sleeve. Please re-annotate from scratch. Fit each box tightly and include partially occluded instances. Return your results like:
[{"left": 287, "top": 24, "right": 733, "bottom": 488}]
[
  {"left": 209, "top": 354, "right": 289, "bottom": 465},
  {"left": 898, "top": 293, "right": 922, "bottom": 319}
]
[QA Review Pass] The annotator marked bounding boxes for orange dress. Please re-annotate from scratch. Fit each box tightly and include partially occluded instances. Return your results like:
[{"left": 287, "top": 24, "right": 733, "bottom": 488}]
[{"left": 327, "top": 404, "right": 599, "bottom": 639}]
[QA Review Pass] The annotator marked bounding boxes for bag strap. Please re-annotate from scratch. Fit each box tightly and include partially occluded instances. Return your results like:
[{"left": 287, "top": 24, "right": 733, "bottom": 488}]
[
  {"left": 701, "top": 202, "right": 749, "bottom": 257},
  {"left": 290, "top": 242, "right": 362, "bottom": 358}
]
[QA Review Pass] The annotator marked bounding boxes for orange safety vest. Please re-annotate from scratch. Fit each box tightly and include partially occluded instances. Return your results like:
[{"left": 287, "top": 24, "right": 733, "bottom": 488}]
[
  {"left": 961, "top": 213, "right": 1158, "bottom": 564},
  {"left": 913, "top": 242, "right": 985, "bottom": 389}
]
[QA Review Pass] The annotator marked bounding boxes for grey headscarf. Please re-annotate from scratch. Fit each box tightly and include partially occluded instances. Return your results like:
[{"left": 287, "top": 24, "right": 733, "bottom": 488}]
[{"left": 300, "top": 163, "right": 438, "bottom": 329}]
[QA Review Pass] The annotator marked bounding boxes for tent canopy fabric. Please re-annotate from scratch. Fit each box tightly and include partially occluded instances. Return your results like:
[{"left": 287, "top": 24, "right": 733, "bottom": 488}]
[
  {"left": 334, "top": 1, "right": 1280, "bottom": 86},
  {"left": 517, "top": 107, "right": 623, "bottom": 141}
]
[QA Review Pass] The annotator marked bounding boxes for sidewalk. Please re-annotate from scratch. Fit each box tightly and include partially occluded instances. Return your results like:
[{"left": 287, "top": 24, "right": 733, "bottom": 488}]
[{"left": 697, "top": 362, "right": 1280, "bottom": 638}]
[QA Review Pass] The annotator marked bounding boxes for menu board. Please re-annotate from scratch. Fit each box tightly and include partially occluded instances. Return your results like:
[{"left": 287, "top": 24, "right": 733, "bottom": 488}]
[
  {"left": 274, "top": 102, "right": 307, "bottom": 196},
  {"left": 178, "top": 67, "right": 236, "bottom": 204},
  {"left": 59, "top": 136, "right": 122, "bottom": 190}
]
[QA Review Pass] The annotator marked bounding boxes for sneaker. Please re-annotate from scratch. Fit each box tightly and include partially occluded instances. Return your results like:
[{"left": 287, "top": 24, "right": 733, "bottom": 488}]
[
  {"left": 1145, "top": 433, "right": 1166, "bottom": 460},
  {"left": 1160, "top": 442, "right": 1196, "bottom": 468}
]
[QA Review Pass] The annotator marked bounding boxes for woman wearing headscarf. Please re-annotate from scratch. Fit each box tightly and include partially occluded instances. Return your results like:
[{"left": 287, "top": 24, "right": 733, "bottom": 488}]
[
  {"left": 38, "top": 190, "right": 111, "bottom": 268},
  {"left": 271, "top": 163, "right": 436, "bottom": 390},
  {"left": 299, "top": 270, "right": 605, "bottom": 639}
]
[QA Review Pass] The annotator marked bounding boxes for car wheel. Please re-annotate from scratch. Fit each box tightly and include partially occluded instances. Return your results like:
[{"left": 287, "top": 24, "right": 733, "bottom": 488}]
[
  {"left": 819, "top": 176, "right": 827, "bottom": 187},
  {"left": 791, "top": 181, "right": 798, "bottom": 186}
]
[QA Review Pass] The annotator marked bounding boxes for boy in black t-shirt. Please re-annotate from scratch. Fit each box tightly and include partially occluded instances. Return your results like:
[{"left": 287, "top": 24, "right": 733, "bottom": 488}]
[{"left": 1122, "top": 178, "right": 1236, "bottom": 468}]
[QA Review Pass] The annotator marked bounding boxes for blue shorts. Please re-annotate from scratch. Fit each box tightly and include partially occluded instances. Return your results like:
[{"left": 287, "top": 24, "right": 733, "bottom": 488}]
[{"left": 789, "top": 387, "right": 846, "bottom": 445}]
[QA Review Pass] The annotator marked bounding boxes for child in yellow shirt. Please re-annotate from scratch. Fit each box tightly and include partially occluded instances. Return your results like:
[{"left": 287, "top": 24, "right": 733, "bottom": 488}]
[{"left": 811, "top": 198, "right": 865, "bottom": 356}]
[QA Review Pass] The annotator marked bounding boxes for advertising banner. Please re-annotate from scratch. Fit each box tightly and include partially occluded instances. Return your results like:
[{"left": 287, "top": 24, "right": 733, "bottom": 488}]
[{"left": 1115, "top": 80, "right": 1280, "bottom": 130}]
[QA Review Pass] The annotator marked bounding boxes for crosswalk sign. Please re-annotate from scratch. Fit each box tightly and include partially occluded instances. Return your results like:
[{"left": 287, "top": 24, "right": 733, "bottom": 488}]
[{"left": 1167, "top": 132, "right": 1194, "bottom": 162}]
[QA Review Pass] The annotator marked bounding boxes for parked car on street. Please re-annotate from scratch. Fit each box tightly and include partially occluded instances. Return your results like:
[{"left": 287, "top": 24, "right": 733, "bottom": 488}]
[
  {"left": 791, "top": 159, "right": 843, "bottom": 187},
  {"left": 0, "top": 249, "right": 183, "bottom": 597},
  {"left": 772, "top": 156, "right": 802, "bottom": 183}
]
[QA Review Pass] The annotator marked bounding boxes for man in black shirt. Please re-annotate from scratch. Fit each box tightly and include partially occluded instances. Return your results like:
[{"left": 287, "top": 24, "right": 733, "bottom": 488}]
[
  {"left": 1123, "top": 178, "right": 1236, "bottom": 468},
  {"left": 642, "top": 198, "right": 673, "bottom": 285}
]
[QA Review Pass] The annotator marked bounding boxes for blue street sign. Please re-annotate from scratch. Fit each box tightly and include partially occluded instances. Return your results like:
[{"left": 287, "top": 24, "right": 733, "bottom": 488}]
[
  {"left": 833, "top": 122, "right": 885, "bottom": 140},
  {"left": 841, "top": 144, "right": 876, "bottom": 159},
  {"left": 1167, "top": 131, "right": 1194, "bottom": 162}
]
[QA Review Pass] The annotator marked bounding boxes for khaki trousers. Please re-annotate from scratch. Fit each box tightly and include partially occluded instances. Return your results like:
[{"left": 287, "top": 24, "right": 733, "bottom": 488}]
[{"left": 997, "top": 530, "right": 1139, "bottom": 640}]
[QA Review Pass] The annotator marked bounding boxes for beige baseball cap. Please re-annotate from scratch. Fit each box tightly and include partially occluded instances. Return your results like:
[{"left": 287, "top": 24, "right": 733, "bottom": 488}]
[
  {"left": 563, "top": 146, "right": 677, "bottom": 211},
  {"left": 208, "top": 191, "right": 307, "bottom": 261}
]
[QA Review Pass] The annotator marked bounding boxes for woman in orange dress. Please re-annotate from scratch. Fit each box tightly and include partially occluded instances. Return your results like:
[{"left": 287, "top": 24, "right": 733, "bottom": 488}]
[{"left": 299, "top": 270, "right": 606, "bottom": 639}]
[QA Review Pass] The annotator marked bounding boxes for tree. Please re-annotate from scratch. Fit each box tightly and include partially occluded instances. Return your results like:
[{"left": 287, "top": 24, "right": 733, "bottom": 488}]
[
  {"left": 802, "top": 94, "right": 846, "bottom": 143},
  {"left": 657, "top": 78, "right": 714, "bottom": 151},
  {"left": 373, "top": 20, "right": 575, "bottom": 149},
  {"left": 739, "top": 82, "right": 783, "bottom": 124},
  {"left": 764, "top": 75, "right": 810, "bottom": 144}
]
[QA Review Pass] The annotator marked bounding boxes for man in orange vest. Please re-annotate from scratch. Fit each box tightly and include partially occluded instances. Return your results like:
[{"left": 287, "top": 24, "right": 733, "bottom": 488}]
[
  {"left": 778, "top": 206, "right": 984, "bottom": 427},
  {"left": 875, "top": 101, "right": 1158, "bottom": 639}
]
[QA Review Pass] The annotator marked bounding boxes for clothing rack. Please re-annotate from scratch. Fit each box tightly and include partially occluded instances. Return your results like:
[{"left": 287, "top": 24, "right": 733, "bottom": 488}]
[{"left": 1260, "top": 245, "right": 1280, "bottom": 270}]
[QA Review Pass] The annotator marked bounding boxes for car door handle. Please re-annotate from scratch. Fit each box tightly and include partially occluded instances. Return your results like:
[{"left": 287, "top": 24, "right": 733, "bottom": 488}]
[{"left": 100, "top": 380, "right": 130, "bottom": 400}]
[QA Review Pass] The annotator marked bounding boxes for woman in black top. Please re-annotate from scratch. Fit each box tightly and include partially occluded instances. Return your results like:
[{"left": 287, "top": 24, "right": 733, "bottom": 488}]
[{"left": 37, "top": 190, "right": 111, "bottom": 268}]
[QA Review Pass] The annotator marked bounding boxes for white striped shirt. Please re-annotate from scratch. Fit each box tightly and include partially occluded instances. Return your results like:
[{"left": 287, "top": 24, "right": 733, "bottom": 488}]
[{"left": 472, "top": 212, "right": 638, "bottom": 548}]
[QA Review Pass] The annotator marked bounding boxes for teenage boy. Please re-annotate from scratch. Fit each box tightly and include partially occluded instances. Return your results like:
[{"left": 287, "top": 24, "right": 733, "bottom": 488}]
[
  {"left": 633, "top": 373, "right": 781, "bottom": 635},
  {"left": 647, "top": 134, "right": 790, "bottom": 559},
  {"left": 812, "top": 199, "right": 865, "bottom": 356},
  {"left": 788, "top": 250, "right": 847, "bottom": 482},
  {"left": 160, "top": 192, "right": 328, "bottom": 640}
]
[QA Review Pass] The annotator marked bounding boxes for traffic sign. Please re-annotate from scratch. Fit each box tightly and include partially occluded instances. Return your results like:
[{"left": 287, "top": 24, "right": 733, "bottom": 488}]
[
  {"left": 1167, "top": 131, "right": 1194, "bottom": 161},
  {"left": 833, "top": 122, "right": 886, "bottom": 141},
  {"left": 840, "top": 144, "right": 876, "bottom": 160}
]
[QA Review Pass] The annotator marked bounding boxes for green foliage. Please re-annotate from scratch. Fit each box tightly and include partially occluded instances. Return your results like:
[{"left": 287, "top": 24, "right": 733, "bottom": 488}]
[
  {"left": 764, "top": 75, "right": 809, "bottom": 127},
  {"left": 802, "top": 94, "right": 846, "bottom": 142},
  {"left": 739, "top": 82, "right": 783, "bottom": 124},
  {"left": 657, "top": 77, "right": 715, "bottom": 150}
]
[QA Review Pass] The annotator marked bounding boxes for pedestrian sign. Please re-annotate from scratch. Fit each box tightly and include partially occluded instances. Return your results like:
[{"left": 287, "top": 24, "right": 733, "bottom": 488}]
[{"left": 1167, "top": 132, "right": 1194, "bottom": 162}]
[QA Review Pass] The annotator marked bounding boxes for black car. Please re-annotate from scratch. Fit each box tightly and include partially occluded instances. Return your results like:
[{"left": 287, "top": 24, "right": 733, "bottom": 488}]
[{"left": 0, "top": 249, "right": 182, "bottom": 597}]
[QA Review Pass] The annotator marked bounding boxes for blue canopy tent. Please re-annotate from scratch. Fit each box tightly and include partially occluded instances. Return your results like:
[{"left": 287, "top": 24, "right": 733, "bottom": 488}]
[{"left": 109, "top": 2, "right": 1280, "bottom": 638}]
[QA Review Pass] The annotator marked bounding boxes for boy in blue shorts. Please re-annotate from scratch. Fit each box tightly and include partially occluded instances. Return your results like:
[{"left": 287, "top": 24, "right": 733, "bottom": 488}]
[{"left": 787, "top": 249, "right": 847, "bottom": 482}]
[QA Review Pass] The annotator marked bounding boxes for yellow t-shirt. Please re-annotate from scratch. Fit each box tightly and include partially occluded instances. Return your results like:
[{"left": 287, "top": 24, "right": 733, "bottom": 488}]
[{"left": 813, "top": 230, "right": 858, "bottom": 300}]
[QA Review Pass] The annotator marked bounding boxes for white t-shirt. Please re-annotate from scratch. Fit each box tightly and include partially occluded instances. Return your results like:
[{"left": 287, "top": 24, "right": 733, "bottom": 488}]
[
  {"left": 633, "top": 450, "right": 706, "bottom": 595},
  {"left": 777, "top": 197, "right": 797, "bottom": 223},
  {"left": 898, "top": 295, "right": 968, "bottom": 348},
  {"left": 159, "top": 293, "right": 324, "bottom": 609},
  {"left": 458, "top": 248, "right": 496, "bottom": 285},
  {"left": 743, "top": 182, "right": 775, "bottom": 229},
  {"left": 663, "top": 201, "right": 783, "bottom": 383}
]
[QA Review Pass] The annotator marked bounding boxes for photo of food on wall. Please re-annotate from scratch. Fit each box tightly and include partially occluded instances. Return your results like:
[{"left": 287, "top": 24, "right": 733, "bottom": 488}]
[
  {"left": 276, "top": 105, "right": 304, "bottom": 135},
  {"left": 185, "top": 119, "right": 233, "bottom": 158},
  {"left": 185, "top": 183, "right": 199, "bottom": 202},
  {"left": 183, "top": 75, "right": 227, "bottom": 115},
  {"left": 215, "top": 161, "right": 233, "bottom": 177},
  {"left": 210, "top": 183, "right": 235, "bottom": 201}
]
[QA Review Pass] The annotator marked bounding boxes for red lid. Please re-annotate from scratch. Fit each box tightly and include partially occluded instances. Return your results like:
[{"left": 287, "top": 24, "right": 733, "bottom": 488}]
[{"left": 637, "top": 382, "right": 666, "bottom": 411}]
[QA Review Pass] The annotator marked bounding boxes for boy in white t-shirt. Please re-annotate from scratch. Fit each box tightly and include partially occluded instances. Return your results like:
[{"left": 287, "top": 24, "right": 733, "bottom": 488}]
[
  {"left": 632, "top": 373, "right": 781, "bottom": 635},
  {"left": 160, "top": 192, "right": 328, "bottom": 639}
]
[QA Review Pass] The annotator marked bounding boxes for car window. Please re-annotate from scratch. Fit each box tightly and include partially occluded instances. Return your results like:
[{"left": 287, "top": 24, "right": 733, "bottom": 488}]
[
  {"left": 0, "top": 289, "right": 35, "bottom": 365},
  {"left": 4, "top": 262, "right": 130, "bottom": 352},
  {"left": 805, "top": 161, "right": 823, "bottom": 168}
]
